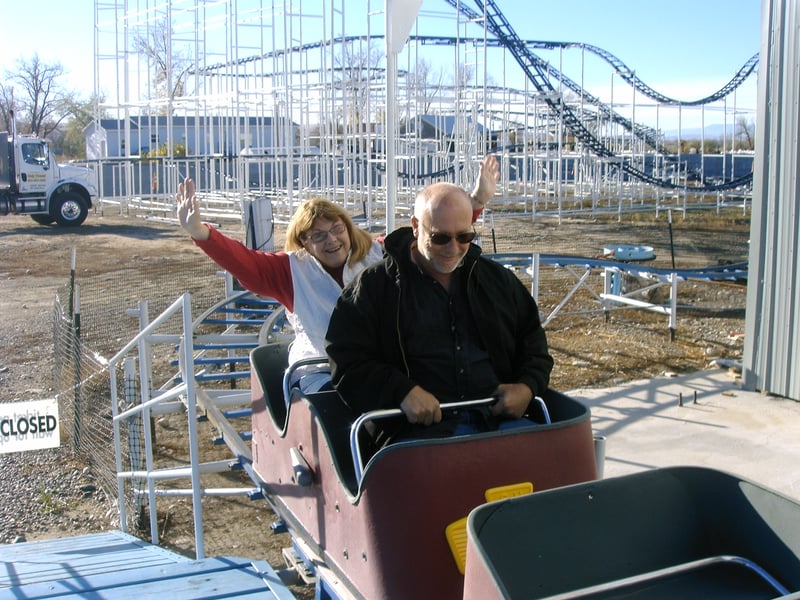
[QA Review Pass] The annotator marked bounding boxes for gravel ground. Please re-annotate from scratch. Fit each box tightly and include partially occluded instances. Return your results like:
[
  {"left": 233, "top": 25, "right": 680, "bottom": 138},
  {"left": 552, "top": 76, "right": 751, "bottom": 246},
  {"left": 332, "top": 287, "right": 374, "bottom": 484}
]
[{"left": 0, "top": 448, "right": 116, "bottom": 544}]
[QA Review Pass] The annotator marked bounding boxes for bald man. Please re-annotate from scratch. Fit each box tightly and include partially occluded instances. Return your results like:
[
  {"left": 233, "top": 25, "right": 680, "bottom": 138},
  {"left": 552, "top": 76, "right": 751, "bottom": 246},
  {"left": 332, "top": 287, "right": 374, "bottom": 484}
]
[{"left": 325, "top": 182, "right": 553, "bottom": 442}]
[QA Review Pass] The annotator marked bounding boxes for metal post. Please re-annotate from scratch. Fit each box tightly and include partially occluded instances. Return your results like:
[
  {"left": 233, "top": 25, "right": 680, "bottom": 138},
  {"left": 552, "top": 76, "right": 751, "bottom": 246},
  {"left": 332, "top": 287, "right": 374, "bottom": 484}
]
[
  {"left": 134, "top": 300, "right": 159, "bottom": 546},
  {"left": 668, "top": 209, "right": 676, "bottom": 269},
  {"left": 384, "top": 0, "right": 422, "bottom": 233},
  {"left": 124, "top": 357, "right": 146, "bottom": 528},
  {"left": 72, "top": 283, "right": 82, "bottom": 450},
  {"left": 181, "top": 293, "right": 205, "bottom": 559},
  {"left": 593, "top": 435, "right": 606, "bottom": 479},
  {"left": 669, "top": 274, "right": 678, "bottom": 341},
  {"left": 384, "top": 4, "right": 397, "bottom": 234}
]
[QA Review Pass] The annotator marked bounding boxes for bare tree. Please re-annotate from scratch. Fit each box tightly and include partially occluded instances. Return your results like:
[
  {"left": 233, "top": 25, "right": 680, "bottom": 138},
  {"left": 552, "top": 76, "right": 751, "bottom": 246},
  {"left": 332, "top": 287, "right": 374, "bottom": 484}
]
[
  {"left": 453, "top": 63, "right": 475, "bottom": 92},
  {"left": 0, "top": 82, "right": 15, "bottom": 132},
  {"left": 134, "top": 18, "right": 193, "bottom": 104},
  {"left": 409, "top": 58, "right": 446, "bottom": 115},
  {"left": 334, "top": 40, "right": 383, "bottom": 137},
  {"left": 1, "top": 55, "right": 73, "bottom": 138},
  {"left": 736, "top": 117, "right": 755, "bottom": 150}
]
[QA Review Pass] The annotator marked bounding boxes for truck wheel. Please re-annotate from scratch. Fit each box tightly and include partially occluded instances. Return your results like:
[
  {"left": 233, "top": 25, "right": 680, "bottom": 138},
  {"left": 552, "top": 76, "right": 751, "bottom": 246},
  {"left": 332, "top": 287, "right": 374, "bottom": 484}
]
[
  {"left": 53, "top": 193, "right": 88, "bottom": 227},
  {"left": 31, "top": 214, "right": 56, "bottom": 225}
]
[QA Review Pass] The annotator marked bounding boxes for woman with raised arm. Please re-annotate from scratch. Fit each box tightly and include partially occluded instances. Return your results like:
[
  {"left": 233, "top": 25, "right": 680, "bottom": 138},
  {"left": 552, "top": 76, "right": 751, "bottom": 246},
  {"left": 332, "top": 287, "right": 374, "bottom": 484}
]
[{"left": 176, "top": 155, "right": 499, "bottom": 391}]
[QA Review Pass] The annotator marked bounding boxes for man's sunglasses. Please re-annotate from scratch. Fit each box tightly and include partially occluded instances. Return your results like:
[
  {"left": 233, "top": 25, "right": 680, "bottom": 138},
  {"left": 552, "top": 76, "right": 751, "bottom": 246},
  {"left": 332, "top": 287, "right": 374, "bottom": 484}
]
[{"left": 424, "top": 225, "right": 477, "bottom": 245}]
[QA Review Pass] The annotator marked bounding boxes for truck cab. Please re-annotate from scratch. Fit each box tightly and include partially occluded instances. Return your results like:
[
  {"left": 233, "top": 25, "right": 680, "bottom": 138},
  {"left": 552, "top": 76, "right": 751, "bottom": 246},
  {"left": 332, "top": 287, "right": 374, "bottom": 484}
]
[
  {"left": 17, "top": 138, "right": 51, "bottom": 191},
  {"left": 1, "top": 131, "right": 97, "bottom": 227}
]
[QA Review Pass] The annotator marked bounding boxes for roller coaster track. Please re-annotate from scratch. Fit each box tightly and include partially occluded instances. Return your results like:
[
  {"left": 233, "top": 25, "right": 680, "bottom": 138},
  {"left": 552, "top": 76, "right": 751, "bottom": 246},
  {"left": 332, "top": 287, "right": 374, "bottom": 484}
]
[
  {"left": 199, "top": 33, "right": 756, "bottom": 108},
  {"left": 574, "top": 45, "right": 758, "bottom": 107},
  {"left": 195, "top": 5, "right": 755, "bottom": 192},
  {"left": 418, "top": 35, "right": 758, "bottom": 153},
  {"left": 418, "top": 36, "right": 758, "bottom": 108},
  {"left": 417, "top": 36, "right": 664, "bottom": 152},
  {"left": 196, "top": 34, "right": 657, "bottom": 152},
  {"left": 201, "top": 33, "right": 742, "bottom": 153},
  {"left": 445, "top": 0, "right": 754, "bottom": 192}
]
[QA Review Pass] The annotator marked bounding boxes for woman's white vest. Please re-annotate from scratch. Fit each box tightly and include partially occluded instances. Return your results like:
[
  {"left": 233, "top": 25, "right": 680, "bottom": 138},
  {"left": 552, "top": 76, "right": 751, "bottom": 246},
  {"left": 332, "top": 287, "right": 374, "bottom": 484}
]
[{"left": 287, "top": 240, "right": 383, "bottom": 367}]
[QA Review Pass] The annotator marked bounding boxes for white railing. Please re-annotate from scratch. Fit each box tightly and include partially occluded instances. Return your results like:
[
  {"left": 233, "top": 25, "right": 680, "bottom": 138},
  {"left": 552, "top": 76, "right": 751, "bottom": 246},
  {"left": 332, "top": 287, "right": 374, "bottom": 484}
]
[{"left": 108, "top": 292, "right": 258, "bottom": 560}]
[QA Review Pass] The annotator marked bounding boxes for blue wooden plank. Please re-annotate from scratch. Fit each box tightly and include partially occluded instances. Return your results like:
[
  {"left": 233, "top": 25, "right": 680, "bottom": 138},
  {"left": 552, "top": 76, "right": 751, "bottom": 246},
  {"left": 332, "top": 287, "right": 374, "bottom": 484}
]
[
  {"left": 212, "top": 431, "right": 252, "bottom": 445},
  {"left": 169, "top": 356, "right": 251, "bottom": 368},
  {"left": 0, "top": 531, "right": 189, "bottom": 588},
  {"left": 194, "top": 343, "right": 259, "bottom": 350},
  {"left": 223, "top": 407, "right": 253, "bottom": 419},
  {"left": 227, "top": 305, "right": 279, "bottom": 314},
  {"left": 232, "top": 298, "right": 281, "bottom": 308},
  {"left": 194, "top": 371, "right": 251, "bottom": 382},
  {"left": 202, "top": 318, "right": 265, "bottom": 326},
  {"left": 193, "top": 356, "right": 250, "bottom": 365},
  {"left": 7, "top": 556, "right": 294, "bottom": 599},
  {"left": 218, "top": 308, "right": 274, "bottom": 316},
  {"left": 0, "top": 532, "right": 296, "bottom": 599}
]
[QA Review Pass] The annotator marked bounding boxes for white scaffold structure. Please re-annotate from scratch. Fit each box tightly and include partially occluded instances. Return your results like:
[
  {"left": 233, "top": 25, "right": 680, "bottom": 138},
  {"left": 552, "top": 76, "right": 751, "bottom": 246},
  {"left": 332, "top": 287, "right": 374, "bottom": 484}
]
[{"left": 87, "top": 0, "right": 757, "bottom": 229}]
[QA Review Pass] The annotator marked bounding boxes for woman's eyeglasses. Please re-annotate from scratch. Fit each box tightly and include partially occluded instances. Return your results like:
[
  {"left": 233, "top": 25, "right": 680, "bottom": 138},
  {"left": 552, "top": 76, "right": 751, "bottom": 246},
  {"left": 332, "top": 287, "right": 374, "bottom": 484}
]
[
  {"left": 423, "top": 224, "right": 476, "bottom": 245},
  {"left": 305, "top": 222, "right": 346, "bottom": 243}
]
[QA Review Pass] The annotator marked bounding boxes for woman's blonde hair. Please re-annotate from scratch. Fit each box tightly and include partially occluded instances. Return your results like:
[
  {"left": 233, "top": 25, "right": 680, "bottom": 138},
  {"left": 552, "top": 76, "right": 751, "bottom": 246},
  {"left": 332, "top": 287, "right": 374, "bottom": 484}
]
[{"left": 285, "top": 198, "right": 374, "bottom": 265}]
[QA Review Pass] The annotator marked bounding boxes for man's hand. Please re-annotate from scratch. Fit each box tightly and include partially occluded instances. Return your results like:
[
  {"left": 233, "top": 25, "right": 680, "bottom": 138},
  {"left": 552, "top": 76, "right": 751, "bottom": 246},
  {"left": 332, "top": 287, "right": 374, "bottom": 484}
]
[
  {"left": 400, "top": 386, "right": 443, "bottom": 426},
  {"left": 176, "top": 177, "right": 210, "bottom": 240},
  {"left": 489, "top": 383, "right": 533, "bottom": 419},
  {"left": 471, "top": 154, "right": 499, "bottom": 208}
]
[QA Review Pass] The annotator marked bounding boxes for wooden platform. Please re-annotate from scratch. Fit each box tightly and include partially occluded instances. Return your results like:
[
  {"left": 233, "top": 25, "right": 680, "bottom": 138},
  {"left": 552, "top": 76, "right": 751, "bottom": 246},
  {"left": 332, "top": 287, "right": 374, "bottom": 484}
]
[{"left": 0, "top": 530, "right": 295, "bottom": 599}]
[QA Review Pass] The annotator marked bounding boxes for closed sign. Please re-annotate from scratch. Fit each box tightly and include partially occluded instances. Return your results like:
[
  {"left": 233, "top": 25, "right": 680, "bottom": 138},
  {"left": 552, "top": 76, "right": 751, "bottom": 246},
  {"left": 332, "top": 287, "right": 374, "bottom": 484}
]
[{"left": 0, "top": 399, "right": 60, "bottom": 453}]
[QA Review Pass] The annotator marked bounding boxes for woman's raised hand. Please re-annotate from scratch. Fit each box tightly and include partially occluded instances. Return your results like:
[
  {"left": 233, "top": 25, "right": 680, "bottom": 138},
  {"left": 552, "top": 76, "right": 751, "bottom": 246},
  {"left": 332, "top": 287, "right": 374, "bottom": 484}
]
[{"left": 176, "top": 177, "right": 210, "bottom": 240}]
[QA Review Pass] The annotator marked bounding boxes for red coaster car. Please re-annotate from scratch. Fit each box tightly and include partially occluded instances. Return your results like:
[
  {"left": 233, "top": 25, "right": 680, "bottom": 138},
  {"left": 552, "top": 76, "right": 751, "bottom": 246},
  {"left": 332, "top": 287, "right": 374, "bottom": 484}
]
[{"left": 249, "top": 342, "right": 599, "bottom": 600}]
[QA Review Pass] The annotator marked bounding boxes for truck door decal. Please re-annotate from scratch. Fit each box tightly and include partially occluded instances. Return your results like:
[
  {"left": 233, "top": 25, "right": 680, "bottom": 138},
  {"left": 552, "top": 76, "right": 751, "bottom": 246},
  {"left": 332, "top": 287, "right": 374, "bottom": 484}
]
[{"left": 17, "top": 143, "right": 48, "bottom": 193}]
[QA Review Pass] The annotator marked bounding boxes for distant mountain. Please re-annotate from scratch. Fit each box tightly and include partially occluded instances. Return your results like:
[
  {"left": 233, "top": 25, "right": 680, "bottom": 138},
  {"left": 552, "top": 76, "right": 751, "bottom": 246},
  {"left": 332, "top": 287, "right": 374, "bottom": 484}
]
[{"left": 663, "top": 123, "right": 736, "bottom": 140}]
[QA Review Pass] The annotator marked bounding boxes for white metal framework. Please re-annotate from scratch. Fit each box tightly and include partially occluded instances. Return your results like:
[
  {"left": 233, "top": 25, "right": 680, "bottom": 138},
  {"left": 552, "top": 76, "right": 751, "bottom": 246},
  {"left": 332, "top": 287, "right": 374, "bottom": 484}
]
[{"left": 90, "top": 0, "right": 757, "bottom": 227}]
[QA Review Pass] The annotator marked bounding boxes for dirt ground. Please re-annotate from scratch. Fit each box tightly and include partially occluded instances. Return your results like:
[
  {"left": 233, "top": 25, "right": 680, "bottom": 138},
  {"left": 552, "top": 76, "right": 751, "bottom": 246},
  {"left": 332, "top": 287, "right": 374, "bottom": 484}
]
[{"left": 0, "top": 205, "right": 749, "bottom": 597}]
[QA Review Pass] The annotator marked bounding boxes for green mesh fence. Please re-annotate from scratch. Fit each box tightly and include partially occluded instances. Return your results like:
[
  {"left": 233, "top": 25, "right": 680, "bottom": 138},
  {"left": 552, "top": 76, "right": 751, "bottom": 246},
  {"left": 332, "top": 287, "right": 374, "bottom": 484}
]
[{"left": 51, "top": 252, "right": 225, "bottom": 530}]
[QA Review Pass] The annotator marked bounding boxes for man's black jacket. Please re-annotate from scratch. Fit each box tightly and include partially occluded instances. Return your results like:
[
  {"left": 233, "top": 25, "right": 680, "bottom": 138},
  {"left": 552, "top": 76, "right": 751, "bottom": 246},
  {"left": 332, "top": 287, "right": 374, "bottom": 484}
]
[{"left": 325, "top": 226, "right": 553, "bottom": 415}]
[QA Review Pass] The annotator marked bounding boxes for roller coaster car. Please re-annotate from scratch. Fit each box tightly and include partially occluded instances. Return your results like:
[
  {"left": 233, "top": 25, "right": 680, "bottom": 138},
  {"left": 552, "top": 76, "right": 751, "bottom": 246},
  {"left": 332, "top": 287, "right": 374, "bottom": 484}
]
[
  {"left": 249, "top": 342, "right": 598, "bottom": 600},
  {"left": 463, "top": 466, "right": 800, "bottom": 599}
]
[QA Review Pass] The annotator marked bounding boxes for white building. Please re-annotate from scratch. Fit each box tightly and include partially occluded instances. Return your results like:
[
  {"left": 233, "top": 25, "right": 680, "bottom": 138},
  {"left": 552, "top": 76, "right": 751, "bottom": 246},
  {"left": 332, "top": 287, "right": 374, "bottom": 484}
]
[{"left": 85, "top": 115, "right": 291, "bottom": 159}]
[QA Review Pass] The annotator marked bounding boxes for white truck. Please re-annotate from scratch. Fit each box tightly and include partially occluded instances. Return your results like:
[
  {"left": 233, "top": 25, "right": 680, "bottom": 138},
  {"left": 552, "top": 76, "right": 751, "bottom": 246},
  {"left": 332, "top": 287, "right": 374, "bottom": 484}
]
[{"left": 1, "top": 121, "right": 97, "bottom": 227}]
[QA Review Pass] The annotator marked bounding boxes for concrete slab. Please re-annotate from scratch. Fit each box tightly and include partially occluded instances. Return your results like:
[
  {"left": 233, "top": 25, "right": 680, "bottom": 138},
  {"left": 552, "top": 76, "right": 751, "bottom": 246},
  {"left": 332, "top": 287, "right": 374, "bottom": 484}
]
[{"left": 567, "top": 367, "right": 800, "bottom": 501}]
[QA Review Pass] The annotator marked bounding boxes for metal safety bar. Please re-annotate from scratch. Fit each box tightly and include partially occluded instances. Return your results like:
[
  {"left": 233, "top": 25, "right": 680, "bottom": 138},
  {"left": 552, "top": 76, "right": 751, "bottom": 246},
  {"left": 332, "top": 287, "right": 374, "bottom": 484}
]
[
  {"left": 282, "top": 356, "right": 332, "bottom": 407},
  {"left": 350, "top": 396, "right": 551, "bottom": 484}
]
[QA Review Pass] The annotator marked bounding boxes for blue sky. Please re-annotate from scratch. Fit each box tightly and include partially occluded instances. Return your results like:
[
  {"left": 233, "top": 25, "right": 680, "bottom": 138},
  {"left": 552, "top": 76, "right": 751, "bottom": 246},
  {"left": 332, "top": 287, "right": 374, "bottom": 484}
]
[
  {"left": 1, "top": 0, "right": 761, "bottom": 126},
  {"left": 0, "top": 1, "right": 95, "bottom": 92},
  {"left": 494, "top": 1, "right": 761, "bottom": 92}
]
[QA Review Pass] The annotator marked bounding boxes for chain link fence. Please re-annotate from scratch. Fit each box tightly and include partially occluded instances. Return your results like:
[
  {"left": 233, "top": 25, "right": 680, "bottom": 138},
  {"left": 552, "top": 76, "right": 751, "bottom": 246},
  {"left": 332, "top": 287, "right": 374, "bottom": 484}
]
[{"left": 51, "top": 251, "right": 225, "bottom": 530}]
